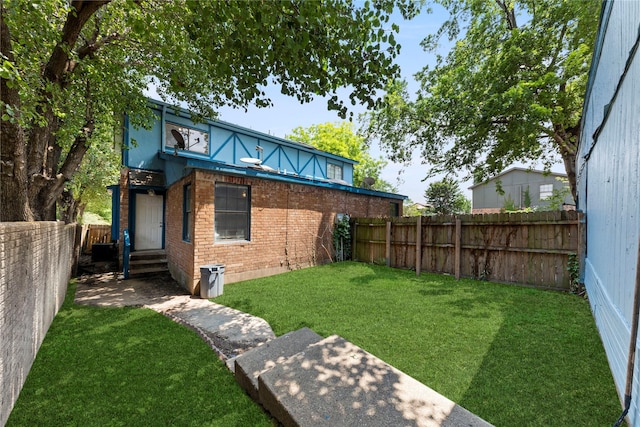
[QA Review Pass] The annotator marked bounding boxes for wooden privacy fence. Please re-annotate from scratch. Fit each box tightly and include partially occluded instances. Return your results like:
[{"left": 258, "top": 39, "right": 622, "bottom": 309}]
[
  {"left": 352, "top": 211, "right": 583, "bottom": 291},
  {"left": 81, "top": 224, "right": 111, "bottom": 253}
]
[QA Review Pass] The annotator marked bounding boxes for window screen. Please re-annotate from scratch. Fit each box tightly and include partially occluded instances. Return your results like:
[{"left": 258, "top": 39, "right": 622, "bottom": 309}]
[
  {"left": 183, "top": 184, "right": 192, "bottom": 242},
  {"left": 214, "top": 182, "right": 250, "bottom": 241},
  {"left": 327, "top": 163, "right": 343, "bottom": 180},
  {"left": 539, "top": 184, "right": 553, "bottom": 200}
]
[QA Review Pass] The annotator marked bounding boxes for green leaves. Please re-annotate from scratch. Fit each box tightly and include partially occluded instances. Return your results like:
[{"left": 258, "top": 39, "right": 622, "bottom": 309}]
[
  {"left": 364, "top": 0, "right": 599, "bottom": 200},
  {"left": 287, "top": 121, "right": 393, "bottom": 191},
  {"left": 424, "top": 177, "right": 470, "bottom": 214},
  {"left": 2, "top": 0, "right": 418, "bottom": 220}
]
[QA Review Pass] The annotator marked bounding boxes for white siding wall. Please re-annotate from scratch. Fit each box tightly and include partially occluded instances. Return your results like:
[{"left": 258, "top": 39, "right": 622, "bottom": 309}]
[{"left": 578, "top": 1, "right": 640, "bottom": 423}]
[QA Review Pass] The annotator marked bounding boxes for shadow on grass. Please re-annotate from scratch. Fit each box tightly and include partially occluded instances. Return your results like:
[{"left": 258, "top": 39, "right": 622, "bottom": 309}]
[
  {"left": 215, "top": 262, "right": 623, "bottom": 425},
  {"left": 7, "top": 281, "right": 272, "bottom": 427},
  {"left": 455, "top": 291, "right": 621, "bottom": 426}
]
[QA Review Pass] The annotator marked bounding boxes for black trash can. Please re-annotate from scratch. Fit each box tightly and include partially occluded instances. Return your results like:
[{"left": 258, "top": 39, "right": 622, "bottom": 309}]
[{"left": 200, "top": 264, "right": 225, "bottom": 298}]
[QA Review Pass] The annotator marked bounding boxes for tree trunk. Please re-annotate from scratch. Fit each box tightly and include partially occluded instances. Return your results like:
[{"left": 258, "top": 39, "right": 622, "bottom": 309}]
[
  {"left": 1, "top": 1, "right": 107, "bottom": 221},
  {"left": 560, "top": 148, "right": 577, "bottom": 203},
  {"left": 553, "top": 121, "right": 579, "bottom": 204},
  {"left": 1, "top": 7, "right": 33, "bottom": 221}
]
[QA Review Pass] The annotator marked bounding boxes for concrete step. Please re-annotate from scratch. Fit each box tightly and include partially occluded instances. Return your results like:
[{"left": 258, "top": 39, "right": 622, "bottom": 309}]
[
  {"left": 233, "top": 327, "right": 323, "bottom": 402},
  {"left": 128, "top": 266, "right": 169, "bottom": 276},
  {"left": 130, "top": 249, "right": 166, "bottom": 260},
  {"left": 256, "top": 334, "right": 493, "bottom": 427},
  {"left": 129, "top": 250, "right": 168, "bottom": 276}
]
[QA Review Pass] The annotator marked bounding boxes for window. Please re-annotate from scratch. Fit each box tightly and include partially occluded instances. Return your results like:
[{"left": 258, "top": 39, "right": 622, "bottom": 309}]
[
  {"left": 165, "top": 123, "right": 209, "bottom": 154},
  {"left": 327, "top": 163, "right": 343, "bottom": 180},
  {"left": 539, "top": 184, "right": 553, "bottom": 200},
  {"left": 183, "top": 184, "right": 192, "bottom": 242},
  {"left": 390, "top": 202, "right": 400, "bottom": 217},
  {"left": 215, "top": 182, "right": 250, "bottom": 241}
]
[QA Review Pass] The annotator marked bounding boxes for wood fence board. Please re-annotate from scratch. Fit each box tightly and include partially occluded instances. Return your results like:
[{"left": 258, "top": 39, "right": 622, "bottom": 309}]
[
  {"left": 353, "top": 212, "right": 582, "bottom": 290},
  {"left": 82, "top": 224, "right": 111, "bottom": 253}
]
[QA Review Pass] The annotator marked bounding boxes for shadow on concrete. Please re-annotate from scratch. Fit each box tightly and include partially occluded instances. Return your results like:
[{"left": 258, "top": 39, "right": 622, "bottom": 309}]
[
  {"left": 75, "top": 271, "right": 190, "bottom": 308},
  {"left": 258, "top": 335, "right": 491, "bottom": 427}
]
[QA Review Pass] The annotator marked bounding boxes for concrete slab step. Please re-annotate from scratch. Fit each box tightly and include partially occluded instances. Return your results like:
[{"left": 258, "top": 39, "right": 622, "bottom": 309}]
[
  {"left": 130, "top": 258, "right": 168, "bottom": 266},
  {"left": 130, "top": 250, "right": 166, "bottom": 260},
  {"left": 257, "top": 335, "right": 493, "bottom": 427},
  {"left": 128, "top": 266, "right": 169, "bottom": 276},
  {"left": 234, "top": 328, "right": 324, "bottom": 402}
]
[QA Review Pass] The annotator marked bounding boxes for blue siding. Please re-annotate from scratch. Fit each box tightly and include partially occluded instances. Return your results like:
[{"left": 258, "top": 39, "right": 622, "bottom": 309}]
[
  {"left": 578, "top": 1, "right": 640, "bottom": 422},
  {"left": 124, "top": 100, "right": 357, "bottom": 188},
  {"left": 126, "top": 109, "right": 163, "bottom": 170}
]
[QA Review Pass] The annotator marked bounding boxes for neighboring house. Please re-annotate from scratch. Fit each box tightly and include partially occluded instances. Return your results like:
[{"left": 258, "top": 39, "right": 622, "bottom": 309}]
[
  {"left": 469, "top": 167, "right": 574, "bottom": 214},
  {"left": 577, "top": 1, "right": 640, "bottom": 424},
  {"left": 110, "top": 99, "right": 405, "bottom": 293}
]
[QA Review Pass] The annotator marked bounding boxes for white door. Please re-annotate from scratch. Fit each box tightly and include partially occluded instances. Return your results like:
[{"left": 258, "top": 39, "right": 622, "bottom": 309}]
[{"left": 135, "top": 193, "right": 164, "bottom": 250}]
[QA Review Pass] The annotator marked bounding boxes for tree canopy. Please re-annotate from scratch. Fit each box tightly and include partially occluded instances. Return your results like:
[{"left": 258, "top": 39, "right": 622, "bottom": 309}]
[
  {"left": 363, "top": 0, "right": 600, "bottom": 202},
  {"left": 424, "top": 177, "right": 470, "bottom": 215},
  {"left": 1, "top": 0, "right": 418, "bottom": 221},
  {"left": 287, "top": 122, "right": 395, "bottom": 192}
]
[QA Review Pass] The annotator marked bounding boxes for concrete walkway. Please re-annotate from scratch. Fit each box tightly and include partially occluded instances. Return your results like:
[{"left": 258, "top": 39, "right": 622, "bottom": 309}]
[
  {"left": 75, "top": 271, "right": 492, "bottom": 427},
  {"left": 75, "top": 272, "right": 275, "bottom": 363}
]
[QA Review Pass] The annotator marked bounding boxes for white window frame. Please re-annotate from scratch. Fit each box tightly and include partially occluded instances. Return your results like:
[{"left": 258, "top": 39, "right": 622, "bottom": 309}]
[
  {"left": 214, "top": 182, "right": 250, "bottom": 241},
  {"left": 327, "top": 163, "right": 343, "bottom": 180},
  {"left": 165, "top": 123, "right": 209, "bottom": 155},
  {"left": 539, "top": 184, "right": 553, "bottom": 200}
]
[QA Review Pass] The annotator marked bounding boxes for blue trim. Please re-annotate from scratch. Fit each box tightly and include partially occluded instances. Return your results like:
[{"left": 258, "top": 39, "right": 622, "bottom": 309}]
[
  {"left": 123, "top": 229, "right": 130, "bottom": 279},
  {"left": 146, "top": 98, "right": 357, "bottom": 165},
  {"left": 129, "top": 189, "right": 167, "bottom": 250},
  {"left": 183, "top": 183, "right": 192, "bottom": 242},
  {"left": 158, "top": 152, "right": 406, "bottom": 200}
]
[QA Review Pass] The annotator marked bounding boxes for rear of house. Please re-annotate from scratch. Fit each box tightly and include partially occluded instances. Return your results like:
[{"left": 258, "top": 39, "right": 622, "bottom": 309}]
[
  {"left": 577, "top": 1, "right": 640, "bottom": 423},
  {"left": 470, "top": 167, "right": 573, "bottom": 214},
  {"left": 111, "top": 100, "right": 404, "bottom": 293}
]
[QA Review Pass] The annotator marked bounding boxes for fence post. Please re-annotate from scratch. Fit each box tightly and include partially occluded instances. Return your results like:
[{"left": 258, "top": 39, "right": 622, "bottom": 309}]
[
  {"left": 386, "top": 221, "right": 392, "bottom": 267},
  {"left": 352, "top": 220, "right": 357, "bottom": 261},
  {"left": 416, "top": 216, "right": 422, "bottom": 276},
  {"left": 455, "top": 218, "right": 461, "bottom": 280},
  {"left": 578, "top": 212, "right": 587, "bottom": 284}
]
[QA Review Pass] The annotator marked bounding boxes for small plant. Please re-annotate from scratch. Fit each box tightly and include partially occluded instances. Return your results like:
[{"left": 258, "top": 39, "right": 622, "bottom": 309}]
[
  {"left": 502, "top": 194, "right": 517, "bottom": 212},
  {"left": 541, "top": 178, "right": 572, "bottom": 211},
  {"left": 567, "top": 253, "right": 585, "bottom": 297},
  {"left": 523, "top": 187, "right": 532, "bottom": 208},
  {"left": 333, "top": 214, "right": 351, "bottom": 262}
]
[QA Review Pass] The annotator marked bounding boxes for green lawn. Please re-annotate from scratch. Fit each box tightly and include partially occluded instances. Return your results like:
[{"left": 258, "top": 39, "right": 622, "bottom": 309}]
[
  {"left": 7, "top": 281, "right": 272, "bottom": 427},
  {"left": 214, "top": 262, "right": 621, "bottom": 426}
]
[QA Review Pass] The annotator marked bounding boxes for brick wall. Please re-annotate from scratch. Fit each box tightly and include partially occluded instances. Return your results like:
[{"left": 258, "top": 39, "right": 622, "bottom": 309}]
[
  {"left": 0, "top": 222, "right": 76, "bottom": 426},
  {"left": 166, "top": 170, "right": 400, "bottom": 293}
]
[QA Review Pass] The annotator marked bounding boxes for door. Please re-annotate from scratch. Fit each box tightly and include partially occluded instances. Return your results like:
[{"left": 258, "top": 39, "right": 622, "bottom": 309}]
[{"left": 135, "top": 193, "right": 164, "bottom": 250}]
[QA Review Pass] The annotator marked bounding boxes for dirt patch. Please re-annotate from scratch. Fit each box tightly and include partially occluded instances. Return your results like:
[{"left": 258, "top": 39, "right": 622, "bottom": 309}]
[{"left": 75, "top": 271, "right": 189, "bottom": 308}]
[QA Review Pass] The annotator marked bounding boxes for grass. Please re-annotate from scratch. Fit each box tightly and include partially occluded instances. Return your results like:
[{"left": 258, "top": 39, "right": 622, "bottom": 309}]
[
  {"left": 214, "top": 261, "right": 622, "bottom": 426},
  {"left": 7, "top": 281, "right": 272, "bottom": 427}
]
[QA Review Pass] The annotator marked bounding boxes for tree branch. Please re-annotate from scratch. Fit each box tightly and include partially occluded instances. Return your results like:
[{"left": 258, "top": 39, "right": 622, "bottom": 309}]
[
  {"left": 77, "top": 32, "right": 125, "bottom": 61},
  {"left": 546, "top": 23, "right": 567, "bottom": 74},
  {"left": 495, "top": 0, "right": 517, "bottom": 30},
  {"left": 43, "top": 0, "right": 110, "bottom": 85}
]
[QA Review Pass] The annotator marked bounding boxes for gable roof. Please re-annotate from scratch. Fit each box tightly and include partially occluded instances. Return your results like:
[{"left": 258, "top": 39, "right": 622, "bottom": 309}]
[
  {"left": 468, "top": 167, "right": 567, "bottom": 190},
  {"left": 149, "top": 99, "right": 357, "bottom": 166}
]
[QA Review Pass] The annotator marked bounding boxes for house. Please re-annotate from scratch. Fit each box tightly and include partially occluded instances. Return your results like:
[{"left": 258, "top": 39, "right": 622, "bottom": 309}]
[
  {"left": 577, "top": 1, "right": 640, "bottom": 424},
  {"left": 469, "top": 167, "right": 574, "bottom": 214},
  {"left": 110, "top": 99, "right": 405, "bottom": 294}
]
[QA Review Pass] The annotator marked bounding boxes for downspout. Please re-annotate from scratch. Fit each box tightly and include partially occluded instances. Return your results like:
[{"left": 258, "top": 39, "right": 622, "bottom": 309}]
[{"left": 614, "top": 237, "right": 640, "bottom": 427}]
